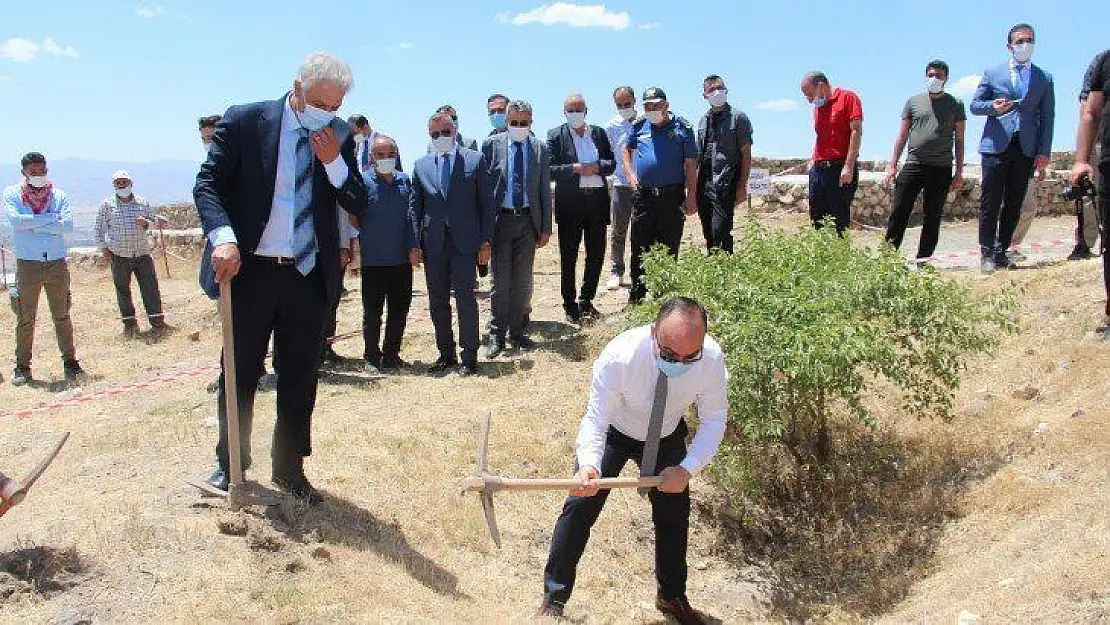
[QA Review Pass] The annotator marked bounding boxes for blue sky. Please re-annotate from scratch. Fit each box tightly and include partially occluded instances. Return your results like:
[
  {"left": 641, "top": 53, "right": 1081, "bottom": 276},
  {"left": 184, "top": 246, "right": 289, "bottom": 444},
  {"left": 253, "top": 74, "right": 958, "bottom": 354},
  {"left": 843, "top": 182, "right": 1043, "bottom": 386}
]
[{"left": 1, "top": 0, "right": 1106, "bottom": 175}]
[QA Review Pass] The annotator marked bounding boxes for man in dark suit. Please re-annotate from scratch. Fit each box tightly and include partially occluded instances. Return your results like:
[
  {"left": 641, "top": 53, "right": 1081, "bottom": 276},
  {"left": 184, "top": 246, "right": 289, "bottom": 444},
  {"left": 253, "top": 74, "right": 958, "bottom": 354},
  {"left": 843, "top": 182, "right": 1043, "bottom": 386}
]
[
  {"left": 410, "top": 112, "right": 494, "bottom": 376},
  {"left": 547, "top": 94, "right": 616, "bottom": 324},
  {"left": 970, "top": 22, "right": 1055, "bottom": 273},
  {"left": 427, "top": 104, "right": 480, "bottom": 152},
  {"left": 482, "top": 100, "right": 552, "bottom": 358},
  {"left": 193, "top": 53, "right": 367, "bottom": 504}
]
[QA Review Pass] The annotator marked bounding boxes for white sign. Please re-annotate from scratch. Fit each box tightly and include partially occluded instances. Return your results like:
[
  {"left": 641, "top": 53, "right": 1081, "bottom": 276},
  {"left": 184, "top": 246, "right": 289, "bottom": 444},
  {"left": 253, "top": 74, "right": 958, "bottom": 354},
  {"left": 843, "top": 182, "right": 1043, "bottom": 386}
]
[{"left": 748, "top": 168, "right": 771, "bottom": 197}]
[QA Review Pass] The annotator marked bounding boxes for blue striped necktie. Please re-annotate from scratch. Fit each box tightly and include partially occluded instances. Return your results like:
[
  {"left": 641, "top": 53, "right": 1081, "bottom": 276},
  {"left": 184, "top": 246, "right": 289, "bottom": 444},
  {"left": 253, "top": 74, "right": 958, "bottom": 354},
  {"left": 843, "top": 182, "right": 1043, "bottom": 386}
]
[
  {"left": 293, "top": 128, "right": 317, "bottom": 275},
  {"left": 512, "top": 141, "right": 525, "bottom": 208}
]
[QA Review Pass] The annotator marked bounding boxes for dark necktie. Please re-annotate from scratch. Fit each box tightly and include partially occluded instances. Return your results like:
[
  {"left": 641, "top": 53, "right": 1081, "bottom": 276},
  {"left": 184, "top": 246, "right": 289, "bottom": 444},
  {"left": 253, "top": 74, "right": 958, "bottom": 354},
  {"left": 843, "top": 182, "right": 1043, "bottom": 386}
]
[
  {"left": 639, "top": 370, "right": 668, "bottom": 495},
  {"left": 360, "top": 138, "right": 369, "bottom": 170},
  {"left": 512, "top": 141, "right": 525, "bottom": 208},
  {"left": 292, "top": 128, "right": 317, "bottom": 275}
]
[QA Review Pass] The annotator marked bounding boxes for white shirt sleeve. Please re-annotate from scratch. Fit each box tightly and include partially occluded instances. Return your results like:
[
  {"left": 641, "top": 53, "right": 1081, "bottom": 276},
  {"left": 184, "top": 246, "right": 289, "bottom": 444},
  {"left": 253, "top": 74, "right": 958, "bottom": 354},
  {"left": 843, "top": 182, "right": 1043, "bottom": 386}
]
[
  {"left": 323, "top": 156, "right": 349, "bottom": 188},
  {"left": 679, "top": 355, "right": 730, "bottom": 474},
  {"left": 208, "top": 225, "right": 237, "bottom": 247},
  {"left": 574, "top": 356, "right": 623, "bottom": 472}
]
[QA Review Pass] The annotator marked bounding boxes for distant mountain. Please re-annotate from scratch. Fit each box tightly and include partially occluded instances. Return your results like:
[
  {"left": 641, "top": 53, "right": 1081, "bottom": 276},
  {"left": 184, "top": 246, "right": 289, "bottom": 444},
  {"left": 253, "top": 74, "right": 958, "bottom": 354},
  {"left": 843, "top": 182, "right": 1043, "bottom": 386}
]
[{"left": 1, "top": 158, "right": 201, "bottom": 246}]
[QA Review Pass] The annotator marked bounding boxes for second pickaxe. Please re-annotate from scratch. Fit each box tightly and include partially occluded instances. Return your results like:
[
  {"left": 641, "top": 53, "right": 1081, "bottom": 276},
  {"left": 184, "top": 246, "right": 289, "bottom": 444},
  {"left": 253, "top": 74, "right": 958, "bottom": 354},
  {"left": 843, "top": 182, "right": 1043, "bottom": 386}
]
[{"left": 459, "top": 415, "right": 663, "bottom": 547}]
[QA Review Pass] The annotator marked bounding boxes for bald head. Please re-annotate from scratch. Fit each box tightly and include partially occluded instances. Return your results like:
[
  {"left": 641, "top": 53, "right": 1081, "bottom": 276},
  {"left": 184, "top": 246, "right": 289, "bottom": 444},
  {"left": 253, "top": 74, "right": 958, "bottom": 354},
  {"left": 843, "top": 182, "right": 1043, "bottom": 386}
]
[
  {"left": 652, "top": 297, "right": 708, "bottom": 361},
  {"left": 371, "top": 134, "right": 397, "bottom": 161},
  {"left": 800, "top": 70, "right": 830, "bottom": 103}
]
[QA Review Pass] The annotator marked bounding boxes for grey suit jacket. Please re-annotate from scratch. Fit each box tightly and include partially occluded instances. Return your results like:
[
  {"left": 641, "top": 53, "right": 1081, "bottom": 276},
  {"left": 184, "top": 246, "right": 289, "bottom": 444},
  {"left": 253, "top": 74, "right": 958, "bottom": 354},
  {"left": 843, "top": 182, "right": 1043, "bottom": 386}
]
[{"left": 481, "top": 133, "right": 552, "bottom": 236}]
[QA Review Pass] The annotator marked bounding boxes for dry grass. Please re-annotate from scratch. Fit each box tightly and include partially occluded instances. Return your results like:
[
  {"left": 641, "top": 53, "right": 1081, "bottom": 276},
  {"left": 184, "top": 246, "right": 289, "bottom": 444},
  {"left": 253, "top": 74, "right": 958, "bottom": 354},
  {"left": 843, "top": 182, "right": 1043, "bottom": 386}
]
[{"left": 0, "top": 214, "right": 1105, "bottom": 622}]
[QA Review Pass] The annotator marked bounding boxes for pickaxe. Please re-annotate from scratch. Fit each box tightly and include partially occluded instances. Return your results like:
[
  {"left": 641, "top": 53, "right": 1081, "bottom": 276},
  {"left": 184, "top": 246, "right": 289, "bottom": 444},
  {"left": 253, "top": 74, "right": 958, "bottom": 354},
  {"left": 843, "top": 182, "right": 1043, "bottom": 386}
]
[
  {"left": 1, "top": 432, "right": 70, "bottom": 519},
  {"left": 186, "top": 282, "right": 283, "bottom": 508},
  {"left": 459, "top": 415, "right": 663, "bottom": 547}
]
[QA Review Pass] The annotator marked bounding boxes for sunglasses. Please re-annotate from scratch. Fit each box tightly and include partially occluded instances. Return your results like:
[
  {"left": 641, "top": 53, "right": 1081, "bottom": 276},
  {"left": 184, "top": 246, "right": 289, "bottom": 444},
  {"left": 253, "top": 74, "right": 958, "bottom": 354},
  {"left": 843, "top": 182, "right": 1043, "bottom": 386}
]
[
  {"left": 508, "top": 120, "right": 531, "bottom": 128},
  {"left": 659, "top": 348, "right": 703, "bottom": 365},
  {"left": 430, "top": 129, "right": 455, "bottom": 139}
]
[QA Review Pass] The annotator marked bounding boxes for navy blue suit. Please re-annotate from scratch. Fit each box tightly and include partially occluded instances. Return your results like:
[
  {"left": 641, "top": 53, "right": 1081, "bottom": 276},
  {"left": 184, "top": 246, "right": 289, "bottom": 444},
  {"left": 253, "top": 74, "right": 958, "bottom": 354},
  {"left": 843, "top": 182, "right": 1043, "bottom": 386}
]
[
  {"left": 409, "top": 148, "right": 493, "bottom": 365},
  {"left": 970, "top": 62, "right": 1056, "bottom": 258},
  {"left": 193, "top": 94, "right": 367, "bottom": 475}
]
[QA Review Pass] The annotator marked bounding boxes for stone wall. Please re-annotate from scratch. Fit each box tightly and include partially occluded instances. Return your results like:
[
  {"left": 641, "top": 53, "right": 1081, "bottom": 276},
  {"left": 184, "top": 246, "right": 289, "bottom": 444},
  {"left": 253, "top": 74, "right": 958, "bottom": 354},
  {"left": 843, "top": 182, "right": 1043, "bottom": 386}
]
[{"left": 749, "top": 171, "right": 1078, "bottom": 227}]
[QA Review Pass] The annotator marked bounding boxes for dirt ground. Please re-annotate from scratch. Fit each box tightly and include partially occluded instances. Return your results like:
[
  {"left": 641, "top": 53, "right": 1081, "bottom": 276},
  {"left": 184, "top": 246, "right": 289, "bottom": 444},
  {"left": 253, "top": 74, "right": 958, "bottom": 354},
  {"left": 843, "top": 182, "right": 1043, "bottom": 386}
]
[{"left": 0, "top": 212, "right": 1106, "bottom": 623}]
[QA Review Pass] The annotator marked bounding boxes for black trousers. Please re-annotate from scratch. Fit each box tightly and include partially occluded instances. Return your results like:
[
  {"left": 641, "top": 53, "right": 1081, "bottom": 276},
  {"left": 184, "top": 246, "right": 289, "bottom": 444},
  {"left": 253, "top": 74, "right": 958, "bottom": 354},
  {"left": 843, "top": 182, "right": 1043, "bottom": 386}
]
[
  {"left": 808, "top": 162, "right": 858, "bottom": 234},
  {"left": 979, "top": 136, "right": 1034, "bottom": 257},
  {"left": 884, "top": 163, "right": 953, "bottom": 259},
  {"left": 630, "top": 186, "right": 686, "bottom": 303},
  {"left": 361, "top": 263, "right": 413, "bottom": 364},
  {"left": 558, "top": 189, "right": 609, "bottom": 309},
  {"left": 110, "top": 253, "right": 163, "bottom": 327},
  {"left": 543, "top": 421, "right": 691, "bottom": 605},
  {"left": 215, "top": 256, "right": 326, "bottom": 477},
  {"left": 696, "top": 170, "right": 737, "bottom": 253},
  {"left": 424, "top": 229, "right": 479, "bottom": 366}
]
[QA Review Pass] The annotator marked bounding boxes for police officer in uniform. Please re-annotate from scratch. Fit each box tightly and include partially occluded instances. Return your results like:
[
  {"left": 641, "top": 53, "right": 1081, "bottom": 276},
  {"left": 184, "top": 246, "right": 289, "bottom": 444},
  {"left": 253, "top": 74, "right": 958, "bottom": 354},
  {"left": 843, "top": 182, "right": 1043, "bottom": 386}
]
[{"left": 622, "top": 87, "right": 698, "bottom": 304}]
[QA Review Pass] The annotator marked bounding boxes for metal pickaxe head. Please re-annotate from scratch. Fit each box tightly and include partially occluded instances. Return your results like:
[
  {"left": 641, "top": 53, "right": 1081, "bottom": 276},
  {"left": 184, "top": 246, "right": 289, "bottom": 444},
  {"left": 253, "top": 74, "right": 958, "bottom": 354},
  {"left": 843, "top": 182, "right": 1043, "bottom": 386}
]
[{"left": 459, "top": 414, "right": 502, "bottom": 548}]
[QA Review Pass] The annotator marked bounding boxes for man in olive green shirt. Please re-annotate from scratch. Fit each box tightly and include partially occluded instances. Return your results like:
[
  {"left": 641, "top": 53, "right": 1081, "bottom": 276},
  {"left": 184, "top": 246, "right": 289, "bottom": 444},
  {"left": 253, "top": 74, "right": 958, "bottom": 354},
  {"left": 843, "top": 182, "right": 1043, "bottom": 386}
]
[{"left": 884, "top": 59, "right": 967, "bottom": 260}]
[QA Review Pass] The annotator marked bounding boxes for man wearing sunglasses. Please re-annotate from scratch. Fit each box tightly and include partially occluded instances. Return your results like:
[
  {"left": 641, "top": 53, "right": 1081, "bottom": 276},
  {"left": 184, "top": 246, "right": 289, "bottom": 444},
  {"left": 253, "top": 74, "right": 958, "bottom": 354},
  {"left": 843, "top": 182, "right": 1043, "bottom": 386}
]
[
  {"left": 410, "top": 112, "right": 494, "bottom": 376},
  {"left": 540, "top": 296, "right": 728, "bottom": 624}
]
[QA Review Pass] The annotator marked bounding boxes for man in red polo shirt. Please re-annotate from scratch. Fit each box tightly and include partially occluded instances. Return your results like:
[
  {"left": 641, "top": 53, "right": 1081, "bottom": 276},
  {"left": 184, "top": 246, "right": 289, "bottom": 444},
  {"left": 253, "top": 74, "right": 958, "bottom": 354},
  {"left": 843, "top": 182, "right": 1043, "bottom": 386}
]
[{"left": 800, "top": 71, "right": 864, "bottom": 234}]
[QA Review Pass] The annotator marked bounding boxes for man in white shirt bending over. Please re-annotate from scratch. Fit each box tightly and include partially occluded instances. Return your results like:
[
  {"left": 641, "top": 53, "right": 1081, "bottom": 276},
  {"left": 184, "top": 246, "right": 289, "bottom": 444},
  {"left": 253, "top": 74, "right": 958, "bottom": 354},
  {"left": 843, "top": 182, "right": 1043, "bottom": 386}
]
[{"left": 539, "top": 296, "right": 728, "bottom": 625}]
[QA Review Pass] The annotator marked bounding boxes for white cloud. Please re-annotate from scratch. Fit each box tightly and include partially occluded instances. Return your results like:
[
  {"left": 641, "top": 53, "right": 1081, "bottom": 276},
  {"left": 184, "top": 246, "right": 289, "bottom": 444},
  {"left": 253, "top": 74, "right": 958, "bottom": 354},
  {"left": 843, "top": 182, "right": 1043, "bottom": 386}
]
[
  {"left": 638, "top": 22, "right": 661, "bottom": 30},
  {"left": 0, "top": 75, "right": 9, "bottom": 81},
  {"left": 756, "top": 99, "right": 800, "bottom": 112},
  {"left": 950, "top": 74, "right": 982, "bottom": 98},
  {"left": 497, "top": 3, "right": 631, "bottom": 30},
  {"left": 41, "top": 38, "right": 78, "bottom": 58},
  {"left": 0, "top": 37, "right": 78, "bottom": 62},
  {"left": 136, "top": 4, "right": 166, "bottom": 18},
  {"left": 385, "top": 42, "right": 416, "bottom": 53},
  {"left": 0, "top": 38, "right": 40, "bottom": 63}
]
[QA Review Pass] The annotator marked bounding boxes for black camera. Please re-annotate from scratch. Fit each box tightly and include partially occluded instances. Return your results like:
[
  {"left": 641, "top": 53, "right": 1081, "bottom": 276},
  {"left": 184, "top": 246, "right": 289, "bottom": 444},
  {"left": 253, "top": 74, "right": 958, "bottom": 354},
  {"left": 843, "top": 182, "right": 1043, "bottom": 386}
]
[{"left": 1062, "top": 174, "right": 1098, "bottom": 202}]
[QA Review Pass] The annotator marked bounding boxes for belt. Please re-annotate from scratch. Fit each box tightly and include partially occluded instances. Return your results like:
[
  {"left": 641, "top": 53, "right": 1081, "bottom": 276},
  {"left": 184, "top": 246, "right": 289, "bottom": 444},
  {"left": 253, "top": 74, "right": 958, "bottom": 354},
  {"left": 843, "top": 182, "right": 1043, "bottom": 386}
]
[
  {"left": 813, "top": 159, "right": 846, "bottom": 169},
  {"left": 638, "top": 183, "right": 684, "bottom": 197},
  {"left": 577, "top": 186, "right": 607, "bottom": 194},
  {"left": 501, "top": 207, "right": 531, "bottom": 216},
  {"left": 254, "top": 254, "right": 297, "bottom": 266}
]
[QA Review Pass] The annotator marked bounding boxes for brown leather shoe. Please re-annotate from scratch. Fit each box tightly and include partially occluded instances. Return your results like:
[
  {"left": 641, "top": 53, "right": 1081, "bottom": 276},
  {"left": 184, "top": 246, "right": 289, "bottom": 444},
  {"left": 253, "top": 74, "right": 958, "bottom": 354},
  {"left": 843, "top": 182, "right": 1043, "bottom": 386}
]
[
  {"left": 655, "top": 594, "right": 706, "bottom": 625},
  {"left": 536, "top": 599, "right": 564, "bottom": 618}
]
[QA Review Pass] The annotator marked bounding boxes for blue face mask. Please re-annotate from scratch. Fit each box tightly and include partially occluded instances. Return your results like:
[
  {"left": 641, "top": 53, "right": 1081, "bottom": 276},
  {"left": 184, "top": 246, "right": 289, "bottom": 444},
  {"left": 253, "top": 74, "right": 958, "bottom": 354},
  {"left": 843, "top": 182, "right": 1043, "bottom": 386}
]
[
  {"left": 655, "top": 355, "right": 694, "bottom": 378},
  {"left": 489, "top": 111, "right": 507, "bottom": 130},
  {"left": 812, "top": 96, "right": 827, "bottom": 108},
  {"left": 298, "top": 103, "right": 335, "bottom": 132}
]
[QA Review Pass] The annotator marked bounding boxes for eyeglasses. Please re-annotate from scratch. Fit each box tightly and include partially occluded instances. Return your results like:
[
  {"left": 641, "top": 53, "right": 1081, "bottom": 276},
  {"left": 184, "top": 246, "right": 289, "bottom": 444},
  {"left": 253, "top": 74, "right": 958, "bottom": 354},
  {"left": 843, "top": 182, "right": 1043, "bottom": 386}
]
[
  {"left": 430, "top": 129, "right": 455, "bottom": 139},
  {"left": 616, "top": 102, "right": 635, "bottom": 109},
  {"left": 658, "top": 347, "right": 703, "bottom": 365},
  {"left": 508, "top": 120, "right": 531, "bottom": 128}
]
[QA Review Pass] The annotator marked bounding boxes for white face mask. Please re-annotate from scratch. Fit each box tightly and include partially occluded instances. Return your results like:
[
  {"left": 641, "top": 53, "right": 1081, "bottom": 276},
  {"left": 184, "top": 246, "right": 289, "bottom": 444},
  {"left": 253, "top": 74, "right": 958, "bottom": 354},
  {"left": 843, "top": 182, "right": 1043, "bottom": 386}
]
[
  {"left": 926, "top": 76, "right": 945, "bottom": 94},
  {"left": 647, "top": 110, "right": 666, "bottom": 125},
  {"left": 375, "top": 158, "right": 396, "bottom": 175},
  {"left": 618, "top": 106, "right": 636, "bottom": 121},
  {"left": 706, "top": 88, "right": 728, "bottom": 107},
  {"left": 28, "top": 175, "right": 48, "bottom": 188},
  {"left": 432, "top": 135, "right": 455, "bottom": 155},
  {"left": 204, "top": 141, "right": 214, "bottom": 153},
  {"left": 509, "top": 126, "right": 530, "bottom": 143},
  {"left": 115, "top": 186, "right": 133, "bottom": 198},
  {"left": 565, "top": 112, "right": 587, "bottom": 129},
  {"left": 1011, "top": 42, "right": 1034, "bottom": 64},
  {"left": 354, "top": 133, "right": 367, "bottom": 144}
]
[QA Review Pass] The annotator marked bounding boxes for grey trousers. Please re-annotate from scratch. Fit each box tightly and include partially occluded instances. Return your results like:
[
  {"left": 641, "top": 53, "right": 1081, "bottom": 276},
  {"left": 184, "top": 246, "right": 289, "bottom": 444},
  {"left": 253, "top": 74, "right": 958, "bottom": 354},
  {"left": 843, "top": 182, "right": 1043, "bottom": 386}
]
[
  {"left": 489, "top": 213, "right": 537, "bottom": 339},
  {"left": 609, "top": 185, "right": 633, "bottom": 277},
  {"left": 110, "top": 253, "right": 164, "bottom": 326}
]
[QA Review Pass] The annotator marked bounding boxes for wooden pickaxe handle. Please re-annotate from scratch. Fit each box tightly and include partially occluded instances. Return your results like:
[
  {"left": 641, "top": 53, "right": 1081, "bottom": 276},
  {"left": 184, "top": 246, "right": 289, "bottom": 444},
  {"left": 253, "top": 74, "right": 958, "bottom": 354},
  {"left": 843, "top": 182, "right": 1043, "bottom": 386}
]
[{"left": 462, "top": 474, "right": 665, "bottom": 493}]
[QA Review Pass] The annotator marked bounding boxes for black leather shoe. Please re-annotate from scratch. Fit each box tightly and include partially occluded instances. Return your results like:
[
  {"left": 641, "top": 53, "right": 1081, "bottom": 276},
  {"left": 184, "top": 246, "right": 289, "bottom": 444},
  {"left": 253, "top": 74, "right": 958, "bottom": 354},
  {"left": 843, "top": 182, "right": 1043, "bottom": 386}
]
[
  {"left": 11, "top": 367, "right": 31, "bottom": 386},
  {"left": 63, "top": 359, "right": 85, "bottom": 381},
  {"left": 458, "top": 363, "right": 479, "bottom": 377},
  {"left": 564, "top": 303, "right": 582, "bottom": 324},
  {"left": 993, "top": 252, "right": 1012, "bottom": 269},
  {"left": 511, "top": 334, "right": 536, "bottom": 350},
  {"left": 321, "top": 346, "right": 344, "bottom": 363},
  {"left": 380, "top": 355, "right": 409, "bottom": 371},
  {"left": 274, "top": 473, "right": 323, "bottom": 505},
  {"left": 485, "top": 335, "right": 505, "bottom": 359},
  {"left": 1068, "top": 244, "right": 1093, "bottom": 261},
  {"left": 428, "top": 357, "right": 459, "bottom": 376},
  {"left": 655, "top": 594, "right": 706, "bottom": 625},
  {"left": 579, "top": 302, "right": 601, "bottom": 321},
  {"left": 205, "top": 467, "right": 229, "bottom": 492},
  {"left": 536, "top": 599, "right": 565, "bottom": 618}
]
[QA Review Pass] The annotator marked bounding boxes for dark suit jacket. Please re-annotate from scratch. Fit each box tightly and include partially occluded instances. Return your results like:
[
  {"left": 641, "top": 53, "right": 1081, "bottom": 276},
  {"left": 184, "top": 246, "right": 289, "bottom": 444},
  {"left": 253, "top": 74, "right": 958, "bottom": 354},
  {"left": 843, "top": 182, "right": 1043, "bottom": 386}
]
[
  {"left": 408, "top": 148, "right": 494, "bottom": 255},
  {"left": 970, "top": 62, "right": 1055, "bottom": 158},
  {"left": 481, "top": 133, "right": 552, "bottom": 237},
  {"left": 546, "top": 124, "right": 615, "bottom": 222},
  {"left": 194, "top": 94, "right": 367, "bottom": 304}
]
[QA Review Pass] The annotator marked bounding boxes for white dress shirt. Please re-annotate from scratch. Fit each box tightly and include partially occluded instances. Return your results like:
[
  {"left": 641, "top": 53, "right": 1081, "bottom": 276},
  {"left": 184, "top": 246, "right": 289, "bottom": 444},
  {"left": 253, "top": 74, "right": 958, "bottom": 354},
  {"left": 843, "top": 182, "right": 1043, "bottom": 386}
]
[
  {"left": 570, "top": 126, "right": 605, "bottom": 189},
  {"left": 209, "top": 96, "right": 350, "bottom": 252},
  {"left": 575, "top": 324, "right": 729, "bottom": 475},
  {"left": 605, "top": 115, "right": 635, "bottom": 187}
]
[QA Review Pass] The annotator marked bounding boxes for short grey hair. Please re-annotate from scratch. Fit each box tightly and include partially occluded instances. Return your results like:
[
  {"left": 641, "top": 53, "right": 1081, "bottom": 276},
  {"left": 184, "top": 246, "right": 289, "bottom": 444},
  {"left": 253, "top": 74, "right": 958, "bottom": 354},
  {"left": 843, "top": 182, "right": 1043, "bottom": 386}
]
[
  {"left": 613, "top": 85, "right": 635, "bottom": 99},
  {"left": 428, "top": 111, "right": 453, "bottom": 126},
  {"left": 298, "top": 52, "right": 354, "bottom": 93},
  {"left": 372, "top": 134, "right": 397, "bottom": 150},
  {"left": 507, "top": 99, "right": 533, "bottom": 115},
  {"left": 802, "top": 70, "right": 829, "bottom": 87}
]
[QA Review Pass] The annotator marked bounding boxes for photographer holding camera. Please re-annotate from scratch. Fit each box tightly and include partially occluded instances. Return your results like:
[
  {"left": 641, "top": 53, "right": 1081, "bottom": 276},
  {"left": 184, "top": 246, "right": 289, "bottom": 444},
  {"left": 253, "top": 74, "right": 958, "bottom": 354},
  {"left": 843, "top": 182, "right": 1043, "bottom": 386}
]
[{"left": 1072, "top": 49, "right": 1110, "bottom": 331}]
